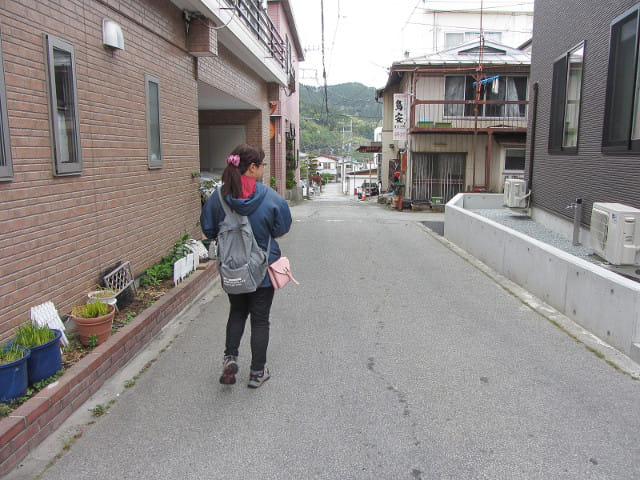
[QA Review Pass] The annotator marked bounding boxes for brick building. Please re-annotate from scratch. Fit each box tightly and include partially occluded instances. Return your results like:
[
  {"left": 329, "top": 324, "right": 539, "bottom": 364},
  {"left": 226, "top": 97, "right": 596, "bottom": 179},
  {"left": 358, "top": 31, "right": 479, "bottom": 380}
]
[{"left": 0, "top": 0, "right": 303, "bottom": 341}]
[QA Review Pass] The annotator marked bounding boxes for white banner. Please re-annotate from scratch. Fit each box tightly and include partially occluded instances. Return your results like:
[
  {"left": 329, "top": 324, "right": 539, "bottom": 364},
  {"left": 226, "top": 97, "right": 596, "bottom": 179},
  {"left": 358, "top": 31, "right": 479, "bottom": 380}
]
[{"left": 393, "top": 93, "right": 408, "bottom": 141}]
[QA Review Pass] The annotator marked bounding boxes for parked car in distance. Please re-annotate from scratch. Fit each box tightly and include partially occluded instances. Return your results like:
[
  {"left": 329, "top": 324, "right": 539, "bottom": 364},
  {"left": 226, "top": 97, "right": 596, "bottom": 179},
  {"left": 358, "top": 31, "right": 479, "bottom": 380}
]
[{"left": 362, "top": 182, "right": 379, "bottom": 196}]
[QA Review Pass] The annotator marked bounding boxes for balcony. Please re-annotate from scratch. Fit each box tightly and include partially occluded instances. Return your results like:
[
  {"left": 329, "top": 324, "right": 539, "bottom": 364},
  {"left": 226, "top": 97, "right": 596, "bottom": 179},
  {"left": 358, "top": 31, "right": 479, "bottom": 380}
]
[
  {"left": 410, "top": 100, "right": 528, "bottom": 133},
  {"left": 228, "top": 0, "right": 292, "bottom": 78}
]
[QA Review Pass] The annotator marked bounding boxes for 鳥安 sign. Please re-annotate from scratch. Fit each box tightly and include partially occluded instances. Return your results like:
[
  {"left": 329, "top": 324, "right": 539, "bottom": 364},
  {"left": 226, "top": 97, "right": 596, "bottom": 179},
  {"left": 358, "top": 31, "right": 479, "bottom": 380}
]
[{"left": 393, "top": 93, "right": 408, "bottom": 141}]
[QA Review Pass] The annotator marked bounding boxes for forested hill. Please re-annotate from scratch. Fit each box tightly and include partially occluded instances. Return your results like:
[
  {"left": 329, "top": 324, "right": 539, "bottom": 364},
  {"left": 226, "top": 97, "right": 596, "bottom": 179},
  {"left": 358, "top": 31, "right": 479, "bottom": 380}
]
[{"left": 299, "top": 82, "right": 382, "bottom": 159}]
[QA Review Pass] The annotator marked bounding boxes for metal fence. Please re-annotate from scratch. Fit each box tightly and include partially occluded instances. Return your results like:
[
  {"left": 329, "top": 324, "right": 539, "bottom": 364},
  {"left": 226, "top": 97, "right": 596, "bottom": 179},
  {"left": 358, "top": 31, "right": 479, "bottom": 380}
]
[
  {"left": 412, "top": 100, "right": 528, "bottom": 131},
  {"left": 228, "top": 0, "right": 289, "bottom": 74}
]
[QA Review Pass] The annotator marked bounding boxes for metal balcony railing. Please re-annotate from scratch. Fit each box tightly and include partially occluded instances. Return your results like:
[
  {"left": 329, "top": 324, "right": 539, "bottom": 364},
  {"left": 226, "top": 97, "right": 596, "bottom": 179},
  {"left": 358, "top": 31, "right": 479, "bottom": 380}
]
[
  {"left": 411, "top": 100, "right": 528, "bottom": 132},
  {"left": 227, "top": 0, "right": 294, "bottom": 86}
]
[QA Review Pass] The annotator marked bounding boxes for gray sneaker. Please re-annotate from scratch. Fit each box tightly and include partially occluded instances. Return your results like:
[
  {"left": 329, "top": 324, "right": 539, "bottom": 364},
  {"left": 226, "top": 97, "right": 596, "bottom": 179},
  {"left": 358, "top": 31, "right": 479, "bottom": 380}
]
[
  {"left": 219, "top": 355, "right": 238, "bottom": 385},
  {"left": 248, "top": 368, "right": 270, "bottom": 388}
]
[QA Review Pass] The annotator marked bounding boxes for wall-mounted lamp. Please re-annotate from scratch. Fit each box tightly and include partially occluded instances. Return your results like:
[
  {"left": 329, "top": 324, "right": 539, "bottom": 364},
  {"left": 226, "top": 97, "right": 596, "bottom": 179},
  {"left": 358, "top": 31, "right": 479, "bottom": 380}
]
[
  {"left": 103, "top": 19, "right": 124, "bottom": 50},
  {"left": 389, "top": 144, "right": 395, "bottom": 148}
]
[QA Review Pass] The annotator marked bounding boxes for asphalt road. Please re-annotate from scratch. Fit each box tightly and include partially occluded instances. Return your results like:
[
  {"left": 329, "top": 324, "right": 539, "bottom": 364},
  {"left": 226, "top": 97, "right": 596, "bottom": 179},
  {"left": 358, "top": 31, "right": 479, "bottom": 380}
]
[{"left": 10, "top": 184, "right": 640, "bottom": 479}]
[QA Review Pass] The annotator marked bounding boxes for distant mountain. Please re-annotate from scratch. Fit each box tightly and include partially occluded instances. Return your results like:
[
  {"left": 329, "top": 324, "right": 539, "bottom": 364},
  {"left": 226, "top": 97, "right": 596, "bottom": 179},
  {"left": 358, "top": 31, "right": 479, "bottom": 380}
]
[{"left": 299, "top": 82, "right": 382, "bottom": 159}]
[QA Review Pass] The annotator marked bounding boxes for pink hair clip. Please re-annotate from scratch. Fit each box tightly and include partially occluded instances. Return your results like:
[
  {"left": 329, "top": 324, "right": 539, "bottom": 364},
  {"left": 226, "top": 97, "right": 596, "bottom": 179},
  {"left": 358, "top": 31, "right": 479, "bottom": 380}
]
[{"left": 226, "top": 155, "right": 240, "bottom": 167}]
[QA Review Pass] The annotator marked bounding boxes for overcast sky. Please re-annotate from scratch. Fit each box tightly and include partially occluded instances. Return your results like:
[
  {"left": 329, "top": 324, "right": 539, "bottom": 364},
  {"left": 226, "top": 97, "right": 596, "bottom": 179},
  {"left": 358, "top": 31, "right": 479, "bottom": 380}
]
[
  {"left": 289, "top": 0, "right": 418, "bottom": 88},
  {"left": 287, "top": 0, "right": 534, "bottom": 89}
]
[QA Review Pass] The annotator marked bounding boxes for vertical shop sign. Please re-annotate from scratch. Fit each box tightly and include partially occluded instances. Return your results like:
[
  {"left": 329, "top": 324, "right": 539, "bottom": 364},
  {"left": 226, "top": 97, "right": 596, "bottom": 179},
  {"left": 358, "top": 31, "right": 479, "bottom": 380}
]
[{"left": 393, "top": 93, "right": 408, "bottom": 141}]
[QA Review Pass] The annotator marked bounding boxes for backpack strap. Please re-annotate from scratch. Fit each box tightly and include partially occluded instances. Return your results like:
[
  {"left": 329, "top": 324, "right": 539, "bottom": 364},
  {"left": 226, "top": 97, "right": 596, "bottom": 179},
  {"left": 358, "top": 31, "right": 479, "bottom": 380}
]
[
  {"left": 218, "top": 187, "right": 272, "bottom": 256},
  {"left": 217, "top": 187, "right": 232, "bottom": 216}
]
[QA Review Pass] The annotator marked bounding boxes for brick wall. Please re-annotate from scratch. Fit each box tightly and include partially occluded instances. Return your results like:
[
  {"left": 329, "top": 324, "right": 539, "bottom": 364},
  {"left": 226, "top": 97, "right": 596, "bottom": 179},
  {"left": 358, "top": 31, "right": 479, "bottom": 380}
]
[
  {"left": 0, "top": 0, "right": 201, "bottom": 341},
  {"left": 266, "top": 1, "right": 302, "bottom": 194}
]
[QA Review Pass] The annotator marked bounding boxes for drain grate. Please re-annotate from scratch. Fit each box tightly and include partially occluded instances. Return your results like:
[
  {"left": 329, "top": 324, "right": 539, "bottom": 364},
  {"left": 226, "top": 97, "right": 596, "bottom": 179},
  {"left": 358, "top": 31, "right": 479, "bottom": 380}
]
[{"left": 421, "top": 221, "right": 444, "bottom": 236}]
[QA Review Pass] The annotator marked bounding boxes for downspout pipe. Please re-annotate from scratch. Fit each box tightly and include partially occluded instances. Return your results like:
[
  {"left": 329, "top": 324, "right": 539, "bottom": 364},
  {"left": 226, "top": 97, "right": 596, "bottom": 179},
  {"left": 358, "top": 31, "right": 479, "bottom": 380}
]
[
  {"left": 486, "top": 130, "right": 493, "bottom": 191},
  {"left": 527, "top": 82, "right": 538, "bottom": 197}
]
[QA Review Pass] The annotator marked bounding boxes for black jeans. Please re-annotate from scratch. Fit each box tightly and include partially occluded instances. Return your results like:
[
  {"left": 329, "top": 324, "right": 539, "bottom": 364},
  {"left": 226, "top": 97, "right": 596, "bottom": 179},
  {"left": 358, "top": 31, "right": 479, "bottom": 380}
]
[{"left": 225, "top": 287, "right": 275, "bottom": 372}]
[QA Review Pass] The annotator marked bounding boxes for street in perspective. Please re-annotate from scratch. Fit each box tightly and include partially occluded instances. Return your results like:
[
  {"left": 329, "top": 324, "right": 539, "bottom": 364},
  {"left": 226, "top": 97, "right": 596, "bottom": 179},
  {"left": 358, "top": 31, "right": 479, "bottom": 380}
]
[{"left": 9, "top": 184, "right": 640, "bottom": 480}]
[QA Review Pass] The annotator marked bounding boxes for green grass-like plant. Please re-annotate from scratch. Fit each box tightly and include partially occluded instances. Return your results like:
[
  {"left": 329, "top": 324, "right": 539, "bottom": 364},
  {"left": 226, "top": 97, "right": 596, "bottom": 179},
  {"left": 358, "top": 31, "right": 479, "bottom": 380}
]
[
  {"left": 91, "top": 404, "right": 108, "bottom": 417},
  {"left": 87, "top": 334, "right": 98, "bottom": 349},
  {"left": 0, "top": 345, "right": 24, "bottom": 365},
  {"left": 13, "top": 323, "right": 55, "bottom": 348},
  {"left": 139, "top": 234, "right": 192, "bottom": 287},
  {"left": 72, "top": 302, "right": 110, "bottom": 318}
]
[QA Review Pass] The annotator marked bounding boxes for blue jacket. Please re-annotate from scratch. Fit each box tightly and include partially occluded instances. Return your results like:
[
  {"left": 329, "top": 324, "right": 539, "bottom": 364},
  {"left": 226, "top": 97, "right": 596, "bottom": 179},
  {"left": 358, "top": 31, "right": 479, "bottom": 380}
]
[{"left": 200, "top": 183, "right": 292, "bottom": 288}]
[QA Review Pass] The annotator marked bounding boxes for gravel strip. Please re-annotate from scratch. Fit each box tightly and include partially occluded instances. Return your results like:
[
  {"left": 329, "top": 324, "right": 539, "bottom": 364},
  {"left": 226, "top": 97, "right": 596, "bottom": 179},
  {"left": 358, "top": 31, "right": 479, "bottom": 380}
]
[{"left": 469, "top": 208, "right": 602, "bottom": 266}]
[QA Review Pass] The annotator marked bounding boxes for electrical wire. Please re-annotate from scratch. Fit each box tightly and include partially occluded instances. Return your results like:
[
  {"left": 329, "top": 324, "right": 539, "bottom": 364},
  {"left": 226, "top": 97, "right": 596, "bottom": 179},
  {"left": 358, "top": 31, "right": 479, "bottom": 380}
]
[
  {"left": 420, "top": 2, "right": 533, "bottom": 13},
  {"left": 326, "top": 0, "right": 341, "bottom": 76},
  {"left": 320, "top": 0, "right": 330, "bottom": 120}
]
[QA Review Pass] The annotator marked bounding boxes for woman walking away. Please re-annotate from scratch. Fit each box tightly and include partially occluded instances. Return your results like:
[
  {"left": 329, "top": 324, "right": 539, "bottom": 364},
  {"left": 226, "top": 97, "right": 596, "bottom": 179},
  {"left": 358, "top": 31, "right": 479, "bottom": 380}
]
[{"left": 200, "top": 145, "right": 292, "bottom": 388}]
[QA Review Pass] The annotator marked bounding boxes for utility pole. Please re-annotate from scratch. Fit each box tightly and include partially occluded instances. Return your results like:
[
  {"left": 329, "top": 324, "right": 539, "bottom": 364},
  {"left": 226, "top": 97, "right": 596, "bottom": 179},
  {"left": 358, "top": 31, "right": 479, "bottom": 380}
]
[{"left": 342, "top": 120, "right": 353, "bottom": 194}]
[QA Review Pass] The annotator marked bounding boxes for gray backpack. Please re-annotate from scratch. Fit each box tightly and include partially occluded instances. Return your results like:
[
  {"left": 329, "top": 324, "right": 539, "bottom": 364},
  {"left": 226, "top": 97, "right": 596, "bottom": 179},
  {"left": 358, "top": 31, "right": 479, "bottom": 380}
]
[{"left": 216, "top": 188, "right": 271, "bottom": 294}]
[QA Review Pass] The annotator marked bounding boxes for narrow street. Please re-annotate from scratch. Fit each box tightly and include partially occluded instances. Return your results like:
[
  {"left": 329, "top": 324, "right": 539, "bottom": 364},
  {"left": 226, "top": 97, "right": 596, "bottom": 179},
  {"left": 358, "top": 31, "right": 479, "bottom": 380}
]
[{"left": 10, "top": 185, "right": 640, "bottom": 480}]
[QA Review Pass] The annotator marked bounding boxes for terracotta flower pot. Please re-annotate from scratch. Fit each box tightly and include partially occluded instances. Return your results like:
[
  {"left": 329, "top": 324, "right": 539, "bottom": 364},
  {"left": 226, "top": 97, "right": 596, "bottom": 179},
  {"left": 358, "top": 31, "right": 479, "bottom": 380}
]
[{"left": 71, "top": 305, "right": 115, "bottom": 346}]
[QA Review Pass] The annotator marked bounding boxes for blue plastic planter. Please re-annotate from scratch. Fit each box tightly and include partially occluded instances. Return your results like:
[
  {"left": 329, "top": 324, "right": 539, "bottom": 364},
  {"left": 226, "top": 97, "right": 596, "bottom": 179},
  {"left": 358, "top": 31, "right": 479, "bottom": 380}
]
[
  {"left": 26, "top": 329, "right": 62, "bottom": 384},
  {"left": 0, "top": 346, "right": 30, "bottom": 403}
]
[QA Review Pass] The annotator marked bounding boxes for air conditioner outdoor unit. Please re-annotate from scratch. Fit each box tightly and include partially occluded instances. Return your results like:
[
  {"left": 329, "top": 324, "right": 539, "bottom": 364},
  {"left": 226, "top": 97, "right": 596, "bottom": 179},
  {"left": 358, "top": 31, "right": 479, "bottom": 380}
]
[
  {"left": 503, "top": 178, "right": 527, "bottom": 208},
  {"left": 589, "top": 203, "right": 640, "bottom": 265}
]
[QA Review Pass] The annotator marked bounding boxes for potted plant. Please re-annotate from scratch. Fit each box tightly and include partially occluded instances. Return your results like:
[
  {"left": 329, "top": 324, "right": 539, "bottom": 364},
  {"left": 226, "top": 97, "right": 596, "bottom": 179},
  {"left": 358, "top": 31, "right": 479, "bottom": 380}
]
[
  {"left": 87, "top": 287, "right": 118, "bottom": 307},
  {"left": 0, "top": 345, "right": 30, "bottom": 403},
  {"left": 392, "top": 172, "right": 405, "bottom": 211},
  {"left": 11, "top": 323, "right": 63, "bottom": 384},
  {"left": 71, "top": 301, "right": 115, "bottom": 346}
]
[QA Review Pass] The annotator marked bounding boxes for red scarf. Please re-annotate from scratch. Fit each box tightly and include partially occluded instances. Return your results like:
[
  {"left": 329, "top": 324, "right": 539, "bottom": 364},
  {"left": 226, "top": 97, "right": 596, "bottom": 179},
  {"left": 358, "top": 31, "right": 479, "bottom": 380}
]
[{"left": 240, "top": 175, "right": 257, "bottom": 199}]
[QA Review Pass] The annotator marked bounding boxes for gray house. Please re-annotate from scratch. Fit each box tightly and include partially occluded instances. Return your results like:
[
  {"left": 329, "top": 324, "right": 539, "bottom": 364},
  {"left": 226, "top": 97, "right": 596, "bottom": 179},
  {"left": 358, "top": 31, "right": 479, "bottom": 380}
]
[{"left": 527, "top": 0, "right": 640, "bottom": 232}]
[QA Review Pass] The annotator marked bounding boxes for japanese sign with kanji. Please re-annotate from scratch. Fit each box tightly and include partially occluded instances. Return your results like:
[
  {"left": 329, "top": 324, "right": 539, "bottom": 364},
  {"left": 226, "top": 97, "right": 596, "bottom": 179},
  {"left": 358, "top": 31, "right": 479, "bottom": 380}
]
[{"left": 393, "top": 93, "right": 408, "bottom": 141}]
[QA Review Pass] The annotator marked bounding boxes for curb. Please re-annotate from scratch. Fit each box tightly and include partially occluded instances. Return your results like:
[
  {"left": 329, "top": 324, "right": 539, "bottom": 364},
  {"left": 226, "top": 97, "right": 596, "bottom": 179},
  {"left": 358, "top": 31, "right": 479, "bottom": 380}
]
[
  {"left": 0, "top": 262, "right": 218, "bottom": 476},
  {"left": 417, "top": 222, "right": 640, "bottom": 379}
]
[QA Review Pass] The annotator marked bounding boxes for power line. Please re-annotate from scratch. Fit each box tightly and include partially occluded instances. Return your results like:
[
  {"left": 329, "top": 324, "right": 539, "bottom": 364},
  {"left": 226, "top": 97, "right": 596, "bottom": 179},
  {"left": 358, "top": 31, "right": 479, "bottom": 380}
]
[
  {"left": 405, "top": 21, "right": 533, "bottom": 34},
  {"left": 320, "top": 0, "right": 329, "bottom": 119},
  {"left": 403, "top": 0, "right": 425, "bottom": 31},
  {"left": 327, "top": 0, "right": 341, "bottom": 73},
  {"left": 419, "top": 2, "right": 533, "bottom": 13}
]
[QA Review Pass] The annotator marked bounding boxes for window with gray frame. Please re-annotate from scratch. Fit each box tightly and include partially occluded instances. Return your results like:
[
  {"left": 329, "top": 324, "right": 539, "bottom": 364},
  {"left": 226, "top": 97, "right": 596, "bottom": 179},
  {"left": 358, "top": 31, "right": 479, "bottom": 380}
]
[
  {"left": 504, "top": 147, "right": 526, "bottom": 172},
  {"left": 548, "top": 43, "right": 584, "bottom": 153},
  {"left": 145, "top": 74, "right": 162, "bottom": 168},
  {"left": 45, "top": 34, "right": 81, "bottom": 175},
  {"left": 0, "top": 26, "right": 12, "bottom": 180},
  {"left": 603, "top": 6, "right": 640, "bottom": 151},
  {"left": 45, "top": 35, "right": 82, "bottom": 175}
]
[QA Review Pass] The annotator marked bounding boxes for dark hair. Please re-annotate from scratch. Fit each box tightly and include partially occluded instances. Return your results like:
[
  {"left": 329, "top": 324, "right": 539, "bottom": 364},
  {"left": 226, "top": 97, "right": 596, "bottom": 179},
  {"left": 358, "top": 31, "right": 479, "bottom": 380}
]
[{"left": 221, "top": 144, "right": 265, "bottom": 198}]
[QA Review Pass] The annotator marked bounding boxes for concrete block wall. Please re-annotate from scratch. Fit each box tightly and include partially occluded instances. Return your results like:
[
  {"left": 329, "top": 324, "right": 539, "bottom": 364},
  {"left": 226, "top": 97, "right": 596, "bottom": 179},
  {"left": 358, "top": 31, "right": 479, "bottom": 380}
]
[{"left": 445, "top": 193, "right": 640, "bottom": 362}]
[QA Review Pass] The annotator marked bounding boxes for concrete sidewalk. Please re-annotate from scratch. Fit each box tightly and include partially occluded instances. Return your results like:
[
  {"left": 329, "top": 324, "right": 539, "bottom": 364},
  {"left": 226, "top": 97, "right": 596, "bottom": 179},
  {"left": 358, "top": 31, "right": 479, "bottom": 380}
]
[{"left": 0, "top": 263, "right": 218, "bottom": 477}]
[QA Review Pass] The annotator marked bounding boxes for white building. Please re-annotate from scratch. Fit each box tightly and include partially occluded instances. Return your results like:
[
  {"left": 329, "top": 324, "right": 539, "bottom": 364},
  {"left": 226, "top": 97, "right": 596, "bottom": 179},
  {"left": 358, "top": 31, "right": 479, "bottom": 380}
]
[
  {"left": 313, "top": 154, "right": 339, "bottom": 179},
  {"left": 402, "top": 1, "right": 533, "bottom": 59}
]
